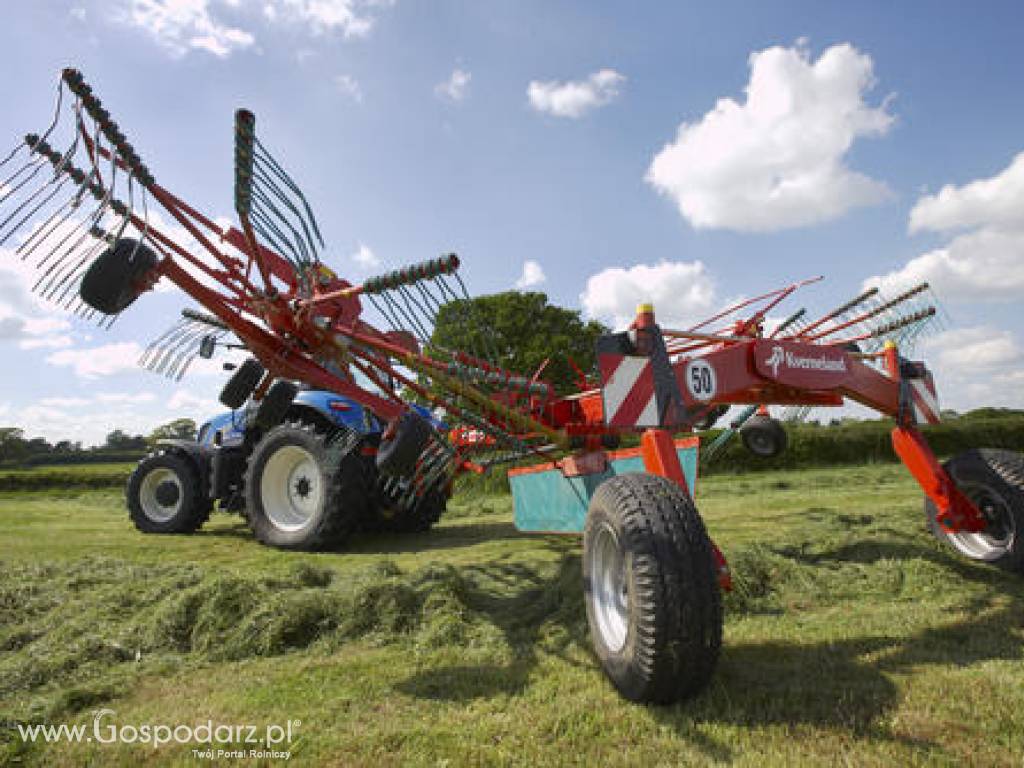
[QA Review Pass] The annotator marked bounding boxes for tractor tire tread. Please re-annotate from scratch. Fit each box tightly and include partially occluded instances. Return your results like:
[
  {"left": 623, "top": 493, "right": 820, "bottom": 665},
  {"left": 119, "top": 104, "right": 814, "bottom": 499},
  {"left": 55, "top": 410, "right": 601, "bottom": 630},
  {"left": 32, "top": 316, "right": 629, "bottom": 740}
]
[{"left": 126, "top": 449, "right": 212, "bottom": 534}]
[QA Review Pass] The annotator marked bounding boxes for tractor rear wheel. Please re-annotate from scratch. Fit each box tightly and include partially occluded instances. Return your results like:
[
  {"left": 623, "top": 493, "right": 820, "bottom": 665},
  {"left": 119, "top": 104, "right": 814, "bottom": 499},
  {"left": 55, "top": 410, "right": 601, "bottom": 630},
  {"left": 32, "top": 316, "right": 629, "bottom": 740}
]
[
  {"left": 740, "top": 414, "right": 788, "bottom": 459},
  {"left": 244, "top": 422, "right": 366, "bottom": 550},
  {"left": 126, "top": 451, "right": 212, "bottom": 534},
  {"left": 583, "top": 473, "right": 722, "bottom": 703},
  {"left": 925, "top": 449, "right": 1024, "bottom": 573}
]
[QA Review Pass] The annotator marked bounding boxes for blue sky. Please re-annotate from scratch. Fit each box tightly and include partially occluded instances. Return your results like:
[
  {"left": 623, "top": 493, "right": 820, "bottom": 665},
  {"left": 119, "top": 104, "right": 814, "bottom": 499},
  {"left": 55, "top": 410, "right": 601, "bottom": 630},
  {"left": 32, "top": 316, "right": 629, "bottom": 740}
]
[{"left": 1, "top": 0, "right": 1022, "bottom": 444}]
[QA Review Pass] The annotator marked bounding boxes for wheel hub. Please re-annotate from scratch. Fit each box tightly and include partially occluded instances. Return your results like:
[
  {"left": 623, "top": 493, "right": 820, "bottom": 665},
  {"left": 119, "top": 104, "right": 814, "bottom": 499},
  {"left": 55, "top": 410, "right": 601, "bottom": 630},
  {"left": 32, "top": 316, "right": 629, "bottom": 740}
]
[
  {"left": 948, "top": 481, "right": 1015, "bottom": 559},
  {"left": 589, "top": 523, "right": 630, "bottom": 653},
  {"left": 155, "top": 480, "right": 180, "bottom": 507},
  {"left": 260, "top": 444, "right": 324, "bottom": 532},
  {"left": 138, "top": 467, "right": 184, "bottom": 523}
]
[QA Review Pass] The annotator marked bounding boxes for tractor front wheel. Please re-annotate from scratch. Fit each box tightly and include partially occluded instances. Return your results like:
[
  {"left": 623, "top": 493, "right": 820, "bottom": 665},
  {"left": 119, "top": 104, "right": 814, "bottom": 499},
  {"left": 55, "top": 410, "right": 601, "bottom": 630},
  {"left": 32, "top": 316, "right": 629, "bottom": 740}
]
[
  {"left": 126, "top": 451, "right": 212, "bottom": 534},
  {"left": 244, "top": 422, "right": 366, "bottom": 549},
  {"left": 583, "top": 473, "right": 722, "bottom": 704},
  {"left": 925, "top": 449, "right": 1024, "bottom": 573}
]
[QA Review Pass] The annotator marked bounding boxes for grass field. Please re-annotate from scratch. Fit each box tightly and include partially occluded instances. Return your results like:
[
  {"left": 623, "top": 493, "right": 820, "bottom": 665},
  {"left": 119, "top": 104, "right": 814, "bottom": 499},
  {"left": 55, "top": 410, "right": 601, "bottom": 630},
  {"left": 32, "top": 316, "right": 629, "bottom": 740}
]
[{"left": 1, "top": 463, "right": 1023, "bottom": 766}]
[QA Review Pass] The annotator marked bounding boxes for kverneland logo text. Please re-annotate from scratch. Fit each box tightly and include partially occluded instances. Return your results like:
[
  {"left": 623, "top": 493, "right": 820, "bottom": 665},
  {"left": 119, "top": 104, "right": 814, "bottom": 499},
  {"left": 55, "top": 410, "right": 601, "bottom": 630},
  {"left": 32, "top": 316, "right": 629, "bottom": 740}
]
[{"left": 765, "top": 345, "right": 846, "bottom": 377}]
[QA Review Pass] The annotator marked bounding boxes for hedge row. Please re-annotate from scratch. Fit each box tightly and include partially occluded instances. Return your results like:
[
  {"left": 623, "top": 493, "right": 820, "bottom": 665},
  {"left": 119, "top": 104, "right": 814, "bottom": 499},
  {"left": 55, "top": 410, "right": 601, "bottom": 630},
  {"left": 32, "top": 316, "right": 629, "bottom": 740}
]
[
  {"left": 3, "top": 416, "right": 1021, "bottom": 494},
  {"left": 0, "top": 464, "right": 135, "bottom": 491},
  {"left": 457, "top": 415, "right": 1024, "bottom": 494},
  {"left": 701, "top": 415, "right": 1024, "bottom": 474},
  {"left": 19, "top": 451, "right": 147, "bottom": 467}
]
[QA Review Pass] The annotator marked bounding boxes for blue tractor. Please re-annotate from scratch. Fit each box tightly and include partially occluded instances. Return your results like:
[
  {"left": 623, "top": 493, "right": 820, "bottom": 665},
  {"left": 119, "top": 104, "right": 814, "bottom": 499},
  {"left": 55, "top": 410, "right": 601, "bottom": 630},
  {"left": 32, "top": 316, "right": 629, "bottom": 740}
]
[{"left": 125, "top": 357, "right": 450, "bottom": 550}]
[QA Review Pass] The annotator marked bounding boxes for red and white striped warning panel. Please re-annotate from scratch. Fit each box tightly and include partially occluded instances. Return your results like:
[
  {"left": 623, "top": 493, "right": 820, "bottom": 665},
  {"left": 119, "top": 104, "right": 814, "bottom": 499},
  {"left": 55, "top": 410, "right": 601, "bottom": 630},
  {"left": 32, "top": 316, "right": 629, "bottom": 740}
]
[
  {"left": 909, "top": 373, "right": 941, "bottom": 425},
  {"left": 598, "top": 354, "right": 659, "bottom": 428}
]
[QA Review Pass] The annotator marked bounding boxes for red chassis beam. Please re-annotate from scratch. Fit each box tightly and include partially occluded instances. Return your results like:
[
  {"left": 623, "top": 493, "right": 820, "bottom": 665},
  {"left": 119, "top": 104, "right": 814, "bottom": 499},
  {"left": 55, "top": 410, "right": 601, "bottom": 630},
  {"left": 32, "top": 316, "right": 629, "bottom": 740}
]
[{"left": 586, "top": 330, "right": 986, "bottom": 535}]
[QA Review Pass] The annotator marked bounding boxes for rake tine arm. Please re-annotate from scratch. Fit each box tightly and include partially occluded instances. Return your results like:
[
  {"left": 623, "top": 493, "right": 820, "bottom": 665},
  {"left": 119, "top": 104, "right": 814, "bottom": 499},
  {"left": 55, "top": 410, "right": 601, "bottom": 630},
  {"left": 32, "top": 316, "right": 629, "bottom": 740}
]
[
  {"left": 794, "top": 288, "right": 880, "bottom": 339},
  {"left": 805, "top": 283, "right": 931, "bottom": 342},
  {"left": 686, "top": 275, "right": 823, "bottom": 332}
]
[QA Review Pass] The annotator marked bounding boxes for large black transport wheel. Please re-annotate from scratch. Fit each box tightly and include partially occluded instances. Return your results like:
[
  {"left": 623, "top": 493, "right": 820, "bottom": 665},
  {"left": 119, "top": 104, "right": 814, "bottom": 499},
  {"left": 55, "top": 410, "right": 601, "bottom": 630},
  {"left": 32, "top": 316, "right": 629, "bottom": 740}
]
[
  {"left": 253, "top": 379, "right": 298, "bottom": 430},
  {"left": 583, "top": 473, "right": 722, "bottom": 704},
  {"left": 370, "top": 483, "right": 446, "bottom": 534},
  {"left": 244, "top": 422, "right": 366, "bottom": 550},
  {"left": 219, "top": 357, "right": 264, "bottom": 409},
  {"left": 376, "top": 410, "right": 432, "bottom": 477},
  {"left": 79, "top": 238, "right": 158, "bottom": 315},
  {"left": 925, "top": 449, "right": 1024, "bottom": 574},
  {"left": 126, "top": 451, "right": 212, "bottom": 533},
  {"left": 739, "top": 414, "right": 788, "bottom": 459}
]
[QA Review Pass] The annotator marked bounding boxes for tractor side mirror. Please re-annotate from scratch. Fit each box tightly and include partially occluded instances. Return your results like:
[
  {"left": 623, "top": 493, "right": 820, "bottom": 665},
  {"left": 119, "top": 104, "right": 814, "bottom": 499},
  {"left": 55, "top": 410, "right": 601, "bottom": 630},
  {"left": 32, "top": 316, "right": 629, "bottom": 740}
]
[{"left": 199, "top": 335, "right": 217, "bottom": 359}]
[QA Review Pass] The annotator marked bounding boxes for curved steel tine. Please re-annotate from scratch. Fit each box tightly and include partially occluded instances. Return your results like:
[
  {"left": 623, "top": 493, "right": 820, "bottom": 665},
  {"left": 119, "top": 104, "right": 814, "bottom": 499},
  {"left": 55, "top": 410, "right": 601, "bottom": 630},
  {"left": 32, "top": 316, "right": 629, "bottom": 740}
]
[
  {"left": 68, "top": 297, "right": 89, "bottom": 318},
  {"left": 6, "top": 177, "right": 78, "bottom": 254},
  {"left": 32, "top": 185, "right": 109, "bottom": 273},
  {"left": 175, "top": 329, "right": 226, "bottom": 382},
  {"left": 142, "top": 321, "right": 195, "bottom": 369},
  {"left": 0, "top": 153, "right": 52, "bottom": 207},
  {"left": 53, "top": 237, "right": 107, "bottom": 304},
  {"left": 19, "top": 165, "right": 99, "bottom": 262},
  {"left": 164, "top": 326, "right": 212, "bottom": 377},
  {"left": 45, "top": 240, "right": 100, "bottom": 303},
  {"left": 33, "top": 182, "right": 114, "bottom": 283},
  {"left": 145, "top": 322, "right": 195, "bottom": 371},
  {"left": 39, "top": 206, "right": 113, "bottom": 298},
  {"left": 140, "top": 320, "right": 188, "bottom": 366},
  {"left": 153, "top": 324, "right": 207, "bottom": 376},
  {"left": 249, "top": 206, "right": 301, "bottom": 267},
  {"left": 254, "top": 139, "right": 324, "bottom": 248},
  {"left": 252, "top": 163, "right": 318, "bottom": 262},
  {"left": 0, "top": 166, "right": 73, "bottom": 245}
]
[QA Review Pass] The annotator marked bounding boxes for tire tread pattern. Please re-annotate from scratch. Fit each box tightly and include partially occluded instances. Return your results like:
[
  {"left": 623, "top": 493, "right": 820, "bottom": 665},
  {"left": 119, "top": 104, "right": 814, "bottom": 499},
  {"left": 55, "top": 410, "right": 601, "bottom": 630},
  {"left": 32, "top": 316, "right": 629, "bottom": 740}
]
[
  {"left": 586, "top": 473, "right": 722, "bottom": 703},
  {"left": 244, "top": 421, "right": 366, "bottom": 550},
  {"left": 126, "top": 450, "right": 212, "bottom": 534},
  {"left": 924, "top": 448, "right": 1024, "bottom": 573}
]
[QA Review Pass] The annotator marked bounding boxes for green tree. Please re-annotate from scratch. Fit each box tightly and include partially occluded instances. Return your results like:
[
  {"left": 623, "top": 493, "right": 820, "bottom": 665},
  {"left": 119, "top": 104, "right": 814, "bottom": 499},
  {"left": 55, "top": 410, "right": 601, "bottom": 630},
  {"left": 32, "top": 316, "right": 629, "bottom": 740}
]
[
  {"left": 431, "top": 291, "right": 608, "bottom": 396},
  {"left": 0, "top": 428, "right": 28, "bottom": 464},
  {"left": 147, "top": 418, "right": 197, "bottom": 446},
  {"left": 105, "top": 429, "right": 147, "bottom": 451}
]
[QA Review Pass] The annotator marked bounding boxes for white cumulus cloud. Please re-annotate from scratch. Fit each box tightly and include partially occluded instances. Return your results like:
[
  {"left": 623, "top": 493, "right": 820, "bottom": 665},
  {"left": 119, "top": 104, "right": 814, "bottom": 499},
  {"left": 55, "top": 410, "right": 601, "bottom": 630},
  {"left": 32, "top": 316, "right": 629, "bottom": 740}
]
[
  {"left": 646, "top": 41, "right": 894, "bottom": 232},
  {"left": 436, "top": 68, "right": 471, "bottom": 102},
  {"left": 46, "top": 342, "right": 143, "bottom": 379},
  {"left": 527, "top": 69, "right": 625, "bottom": 119},
  {"left": 909, "top": 152, "right": 1024, "bottom": 234},
  {"left": 514, "top": 260, "right": 546, "bottom": 289},
  {"left": 122, "top": 0, "right": 255, "bottom": 58},
  {"left": 920, "top": 326, "right": 1024, "bottom": 412},
  {"left": 351, "top": 243, "right": 381, "bottom": 269},
  {"left": 334, "top": 74, "right": 363, "bottom": 102},
  {"left": 118, "top": 0, "right": 391, "bottom": 58},
  {"left": 866, "top": 151, "right": 1024, "bottom": 301},
  {"left": 580, "top": 260, "right": 715, "bottom": 330},
  {"left": 0, "top": 259, "right": 73, "bottom": 350},
  {"left": 272, "top": 0, "right": 383, "bottom": 38}
]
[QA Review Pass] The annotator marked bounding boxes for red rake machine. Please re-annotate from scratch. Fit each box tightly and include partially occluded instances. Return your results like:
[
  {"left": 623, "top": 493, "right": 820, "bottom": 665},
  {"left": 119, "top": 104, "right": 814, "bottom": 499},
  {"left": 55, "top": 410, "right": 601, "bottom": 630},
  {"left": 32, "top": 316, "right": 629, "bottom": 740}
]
[{"left": 3, "top": 69, "right": 1022, "bottom": 704}]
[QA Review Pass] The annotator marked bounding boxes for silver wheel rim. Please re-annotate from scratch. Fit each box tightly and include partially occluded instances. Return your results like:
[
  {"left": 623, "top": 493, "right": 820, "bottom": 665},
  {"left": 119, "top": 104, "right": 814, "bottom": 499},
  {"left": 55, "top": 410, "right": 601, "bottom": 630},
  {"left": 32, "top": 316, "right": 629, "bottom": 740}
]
[
  {"left": 946, "top": 480, "right": 1015, "bottom": 561},
  {"left": 260, "top": 445, "right": 324, "bottom": 532},
  {"left": 589, "top": 523, "right": 629, "bottom": 653},
  {"left": 139, "top": 467, "right": 183, "bottom": 523}
]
